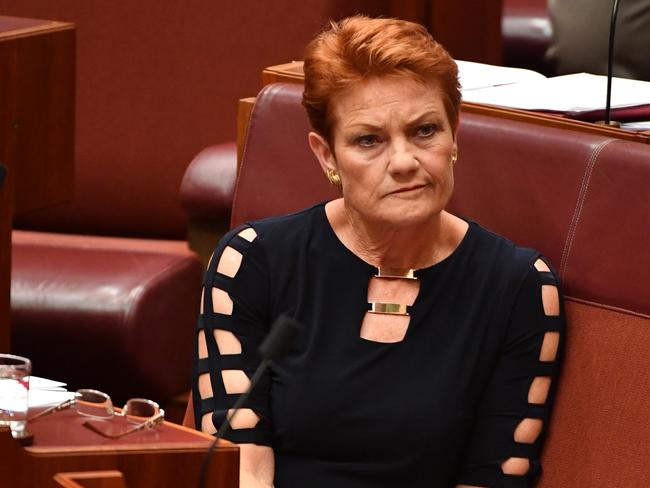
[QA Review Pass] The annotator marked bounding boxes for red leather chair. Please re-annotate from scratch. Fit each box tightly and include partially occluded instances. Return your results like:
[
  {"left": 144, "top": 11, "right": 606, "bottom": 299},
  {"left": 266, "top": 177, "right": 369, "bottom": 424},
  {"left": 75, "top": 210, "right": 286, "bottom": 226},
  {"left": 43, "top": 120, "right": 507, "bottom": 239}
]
[
  {"left": 11, "top": 141, "right": 237, "bottom": 405},
  {"left": 185, "top": 83, "right": 650, "bottom": 487},
  {"left": 502, "top": 0, "right": 552, "bottom": 74}
]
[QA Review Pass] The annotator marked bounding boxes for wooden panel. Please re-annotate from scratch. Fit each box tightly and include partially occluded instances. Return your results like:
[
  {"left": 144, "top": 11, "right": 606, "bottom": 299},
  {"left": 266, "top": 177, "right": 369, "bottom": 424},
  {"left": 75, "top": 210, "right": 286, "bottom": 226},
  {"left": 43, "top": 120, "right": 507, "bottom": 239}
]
[
  {"left": 0, "top": 408, "right": 239, "bottom": 488},
  {"left": 1, "top": 19, "right": 75, "bottom": 216},
  {"left": 388, "top": 0, "right": 502, "bottom": 64},
  {"left": 0, "top": 162, "right": 10, "bottom": 351},
  {"left": 428, "top": 1, "right": 502, "bottom": 64},
  {"left": 54, "top": 471, "right": 127, "bottom": 488},
  {"left": 237, "top": 98, "right": 256, "bottom": 169},
  {"left": 11, "top": 28, "right": 75, "bottom": 215},
  {"left": 0, "top": 16, "right": 75, "bottom": 351}
]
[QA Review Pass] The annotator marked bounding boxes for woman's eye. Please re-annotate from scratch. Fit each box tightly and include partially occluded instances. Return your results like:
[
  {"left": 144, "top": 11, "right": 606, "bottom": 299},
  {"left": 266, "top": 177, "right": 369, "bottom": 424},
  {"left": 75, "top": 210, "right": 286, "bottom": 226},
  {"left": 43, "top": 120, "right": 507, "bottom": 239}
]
[
  {"left": 356, "top": 135, "right": 378, "bottom": 147},
  {"left": 416, "top": 124, "right": 437, "bottom": 137}
]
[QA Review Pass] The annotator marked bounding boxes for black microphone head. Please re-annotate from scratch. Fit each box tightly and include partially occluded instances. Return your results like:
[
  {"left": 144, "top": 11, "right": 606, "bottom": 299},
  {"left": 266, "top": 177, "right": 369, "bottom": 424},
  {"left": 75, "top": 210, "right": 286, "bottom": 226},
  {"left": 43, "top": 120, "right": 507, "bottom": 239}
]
[{"left": 258, "top": 314, "right": 302, "bottom": 361}]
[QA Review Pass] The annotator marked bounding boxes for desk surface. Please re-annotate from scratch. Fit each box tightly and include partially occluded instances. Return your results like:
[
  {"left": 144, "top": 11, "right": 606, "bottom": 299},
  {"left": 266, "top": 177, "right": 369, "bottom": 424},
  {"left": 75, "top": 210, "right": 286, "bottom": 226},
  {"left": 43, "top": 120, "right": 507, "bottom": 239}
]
[
  {"left": 1, "top": 409, "right": 238, "bottom": 487},
  {"left": 27, "top": 408, "right": 215, "bottom": 453},
  {"left": 0, "top": 15, "right": 73, "bottom": 40}
]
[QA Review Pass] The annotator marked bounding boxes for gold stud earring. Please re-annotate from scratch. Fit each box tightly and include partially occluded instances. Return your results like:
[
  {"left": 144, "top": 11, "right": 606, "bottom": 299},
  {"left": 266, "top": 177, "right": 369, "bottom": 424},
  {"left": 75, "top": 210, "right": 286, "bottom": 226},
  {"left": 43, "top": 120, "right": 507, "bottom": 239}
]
[
  {"left": 451, "top": 148, "right": 458, "bottom": 164},
  {"left": 326, "top": 169, "right": 342, "bottom": 188}
]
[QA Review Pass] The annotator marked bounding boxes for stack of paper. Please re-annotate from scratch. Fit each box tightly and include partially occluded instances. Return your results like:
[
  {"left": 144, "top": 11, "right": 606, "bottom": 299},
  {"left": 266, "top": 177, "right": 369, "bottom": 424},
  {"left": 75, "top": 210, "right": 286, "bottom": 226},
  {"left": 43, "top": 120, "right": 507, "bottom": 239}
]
[
  {"left": 457, "top": 60, "right": 650, "bottom": 115},
  {"left": 29, "top": 376, "right": 75, "bottom": 407}
]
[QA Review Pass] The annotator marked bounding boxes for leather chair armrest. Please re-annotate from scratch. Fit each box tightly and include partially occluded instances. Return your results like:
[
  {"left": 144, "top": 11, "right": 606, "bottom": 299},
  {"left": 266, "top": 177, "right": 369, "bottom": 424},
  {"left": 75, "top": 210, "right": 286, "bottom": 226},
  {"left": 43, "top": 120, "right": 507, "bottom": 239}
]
[{"left": 180, "top": 142, "right": 237, "bottom": 220}]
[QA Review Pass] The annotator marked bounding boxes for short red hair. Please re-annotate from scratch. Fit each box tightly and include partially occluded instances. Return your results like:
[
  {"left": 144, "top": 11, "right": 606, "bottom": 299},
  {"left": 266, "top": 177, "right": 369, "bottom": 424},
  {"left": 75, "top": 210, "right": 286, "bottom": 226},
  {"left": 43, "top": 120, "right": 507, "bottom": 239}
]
[{"left": 303, "top": 16, "right": 461, "bottom": 141}]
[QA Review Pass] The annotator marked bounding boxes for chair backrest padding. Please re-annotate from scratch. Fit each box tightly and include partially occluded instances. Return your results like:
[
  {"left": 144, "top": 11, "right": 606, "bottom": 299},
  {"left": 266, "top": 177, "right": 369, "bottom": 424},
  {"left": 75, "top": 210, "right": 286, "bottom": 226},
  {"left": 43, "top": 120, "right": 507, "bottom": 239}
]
[{"left": 230, "top": 82, "right": 650, "bottom": 486}]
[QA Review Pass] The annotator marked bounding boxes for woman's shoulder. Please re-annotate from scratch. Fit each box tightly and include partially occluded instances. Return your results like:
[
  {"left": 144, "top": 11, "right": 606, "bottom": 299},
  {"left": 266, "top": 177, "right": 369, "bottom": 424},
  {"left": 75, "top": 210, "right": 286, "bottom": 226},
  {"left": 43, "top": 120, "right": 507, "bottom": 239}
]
[
  {"left": 242, "top": 202, "right": 327, "bottom": 242},
  {"left": 466, "top": 219, "right": 545, "bottom": 278},
  {"left": 217, "top": 202, "right": 328, "bottom": 255}
]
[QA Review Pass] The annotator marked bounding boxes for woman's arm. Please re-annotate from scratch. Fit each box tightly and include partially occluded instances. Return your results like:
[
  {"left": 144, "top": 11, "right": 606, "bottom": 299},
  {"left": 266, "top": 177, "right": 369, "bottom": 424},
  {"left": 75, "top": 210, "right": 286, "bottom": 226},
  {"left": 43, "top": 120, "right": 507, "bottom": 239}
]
[
  {"left": 240, "top": 444, "right": 275, "bottom": 487},
  {"left": 456, "top": 256, "right": 565, "bottom": 487},
  {"left": 192, "top": 225, "right": 276, "bottom": 485}
]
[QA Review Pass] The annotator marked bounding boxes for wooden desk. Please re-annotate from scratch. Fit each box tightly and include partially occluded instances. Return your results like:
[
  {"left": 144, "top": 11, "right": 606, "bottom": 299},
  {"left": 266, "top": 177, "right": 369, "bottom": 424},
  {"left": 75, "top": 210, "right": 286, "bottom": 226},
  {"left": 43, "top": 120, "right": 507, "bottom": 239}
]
[
  {"left": 0, "top": 16, "right": 75, "bottom": 351},
  {"left": 0, "top": 409, "right": 238, "bottom": 487}
]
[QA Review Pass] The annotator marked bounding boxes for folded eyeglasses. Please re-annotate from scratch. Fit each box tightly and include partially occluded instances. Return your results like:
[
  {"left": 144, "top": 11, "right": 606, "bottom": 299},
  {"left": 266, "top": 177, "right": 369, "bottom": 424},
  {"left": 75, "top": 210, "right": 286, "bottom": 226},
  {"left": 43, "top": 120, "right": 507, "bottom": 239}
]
[{"left": 27, "top": 388, "right": 165, "bottom": 439}]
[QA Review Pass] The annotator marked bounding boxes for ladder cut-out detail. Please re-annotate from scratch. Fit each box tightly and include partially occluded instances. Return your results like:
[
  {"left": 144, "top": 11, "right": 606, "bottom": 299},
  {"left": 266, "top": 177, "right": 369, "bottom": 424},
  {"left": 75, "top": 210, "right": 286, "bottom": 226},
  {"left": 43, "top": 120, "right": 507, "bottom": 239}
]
[
  {"left": 528, "top": 376, "right": 552, "bottom": 404},
  {"left": 215, "top": 329, "right": 242, "bottom": 355},
  {"left": 194, "top": 225, "right": 264, "bottom": 439},
  {"left": 514, "top": 418, "right": 543, "bottom": 444},
  {"left": 501, "top": 259, "right": 562, "bottom": 480},
  {"left": 200, "top": 287, "right": 205, "bottom": 314},
  {"left": 198, "top": 330, "right": 208, "bottom": 358},
  {"left": 541, "top": 285, "right": 560, "bottom": 316},
  {"left": 237, "top": 227, "right": 257, "bottom": 242},
  {"left": 212, "top": 287, "right": 233, "bottom": 315},
  {"left": 501, "top": 457, "right": 530, "bottom": 475},
  {"left": 201, "top": 412, "right": 216, "bottom": 434},
  {"left": 222, "top": 370, "right": 251, "bottom": 394},
  {"left": 539, "top": 331, "right": 560, "bottom": 362},
  {"left": 227, "top": 408, "right": 260, "bottom": 430},
  {"left": 198, "top": 373, "right": 213, "bottom": 399},
  {"left": 217, "top": 246, "right": 244, "bottom": 278},
  {"left": 533, "top": 259, "right": 550, "bottom": 272}
]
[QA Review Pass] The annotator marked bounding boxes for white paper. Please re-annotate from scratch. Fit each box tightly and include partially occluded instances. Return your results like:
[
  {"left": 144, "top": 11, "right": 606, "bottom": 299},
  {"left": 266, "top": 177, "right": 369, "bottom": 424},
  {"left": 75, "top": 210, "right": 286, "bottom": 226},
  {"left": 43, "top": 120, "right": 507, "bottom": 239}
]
[
  {"left": 29, "top": 376, "right": 67, "bottom": 390},
  {"left": 461, "top": 73, "right": 650, "bottom": 113},
  {"left": 457, "top": 60, "right": 547, "bottom": 91},
  {"left": 621, "top": 121, "right": 650, "bottom": 130},
  {"left": 28, "top": 388, "right": 75, "bottom": 407},
  {"left": 25, "top": 376, "right": 73, "bottom": 407}
]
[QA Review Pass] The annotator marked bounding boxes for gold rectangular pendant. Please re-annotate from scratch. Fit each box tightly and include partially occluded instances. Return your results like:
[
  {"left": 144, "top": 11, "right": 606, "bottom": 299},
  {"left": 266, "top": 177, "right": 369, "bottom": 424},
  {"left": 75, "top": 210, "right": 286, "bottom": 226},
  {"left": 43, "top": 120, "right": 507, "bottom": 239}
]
[
  {"left": 375, "top": 268, "right": 417, "bottom": 280},
  {"left": 369, "top": 302, "right": 409, "bottom": 316}
]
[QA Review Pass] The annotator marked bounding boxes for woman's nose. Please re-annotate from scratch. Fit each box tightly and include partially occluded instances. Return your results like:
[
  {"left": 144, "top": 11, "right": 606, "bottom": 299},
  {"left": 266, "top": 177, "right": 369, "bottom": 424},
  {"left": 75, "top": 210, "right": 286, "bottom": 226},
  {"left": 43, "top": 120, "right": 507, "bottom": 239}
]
[{"left": 388, "top": 140, "right": 419, "bottom": 174}]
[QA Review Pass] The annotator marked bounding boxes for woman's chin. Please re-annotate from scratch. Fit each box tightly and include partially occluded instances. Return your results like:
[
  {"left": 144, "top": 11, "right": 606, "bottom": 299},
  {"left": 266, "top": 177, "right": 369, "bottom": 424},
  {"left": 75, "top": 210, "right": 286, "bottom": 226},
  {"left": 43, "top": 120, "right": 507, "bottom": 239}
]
[{"left": 373, "top": 203, "right": 443, "bottom": 229}]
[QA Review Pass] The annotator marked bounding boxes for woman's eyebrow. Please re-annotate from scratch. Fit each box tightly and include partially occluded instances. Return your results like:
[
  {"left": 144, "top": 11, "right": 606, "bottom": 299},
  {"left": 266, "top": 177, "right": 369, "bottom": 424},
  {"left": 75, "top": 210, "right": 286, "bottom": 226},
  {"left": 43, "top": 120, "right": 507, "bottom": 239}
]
[{"left": 341, "top": 122, "right": 383, "bottom": 132}]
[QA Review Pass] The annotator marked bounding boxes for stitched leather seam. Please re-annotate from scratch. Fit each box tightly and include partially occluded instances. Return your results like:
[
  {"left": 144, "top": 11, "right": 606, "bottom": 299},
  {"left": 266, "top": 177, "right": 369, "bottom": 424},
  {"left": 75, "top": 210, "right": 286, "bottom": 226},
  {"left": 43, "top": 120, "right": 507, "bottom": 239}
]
[{"left": 559, "top": 139, "right": 614, "bottom": 280}]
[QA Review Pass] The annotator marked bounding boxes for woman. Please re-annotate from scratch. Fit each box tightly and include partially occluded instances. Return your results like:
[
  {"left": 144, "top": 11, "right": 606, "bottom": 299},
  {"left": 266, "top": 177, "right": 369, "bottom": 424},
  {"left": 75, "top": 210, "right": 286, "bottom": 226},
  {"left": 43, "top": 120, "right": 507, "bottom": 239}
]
[{"left": 193, "top": 16, "right": 564, "bottom": 488}]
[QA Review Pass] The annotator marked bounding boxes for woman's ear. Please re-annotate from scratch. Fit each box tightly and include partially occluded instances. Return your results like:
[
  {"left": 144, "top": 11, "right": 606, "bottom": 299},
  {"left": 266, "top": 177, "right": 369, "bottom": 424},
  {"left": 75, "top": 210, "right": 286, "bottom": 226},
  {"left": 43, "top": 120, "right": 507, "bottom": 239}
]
[{"left": 308, "top": 131, "right": 337, "bottom": 174}]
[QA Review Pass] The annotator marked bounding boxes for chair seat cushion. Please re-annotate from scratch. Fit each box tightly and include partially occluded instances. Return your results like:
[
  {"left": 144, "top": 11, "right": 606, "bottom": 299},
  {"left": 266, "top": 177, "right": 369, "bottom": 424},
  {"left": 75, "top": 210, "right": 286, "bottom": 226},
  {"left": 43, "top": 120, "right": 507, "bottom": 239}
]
[{"left": 11, "top": 231, "right": 203, "bottom": 404}]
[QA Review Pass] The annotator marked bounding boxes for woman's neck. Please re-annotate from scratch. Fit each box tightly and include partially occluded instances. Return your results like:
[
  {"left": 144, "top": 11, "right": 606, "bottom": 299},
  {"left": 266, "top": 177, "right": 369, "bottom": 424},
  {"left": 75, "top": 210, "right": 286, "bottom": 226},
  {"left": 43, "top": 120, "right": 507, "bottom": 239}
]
[{"left": 325, "top": 199, "right": 467, "bottom": 271}]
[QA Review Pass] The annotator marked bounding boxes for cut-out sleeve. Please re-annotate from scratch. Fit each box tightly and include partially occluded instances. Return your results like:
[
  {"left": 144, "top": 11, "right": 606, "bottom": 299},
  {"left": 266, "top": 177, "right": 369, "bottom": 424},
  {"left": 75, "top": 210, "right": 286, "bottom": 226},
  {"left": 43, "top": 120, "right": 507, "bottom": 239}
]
[
  {"left": 458, "top": 256, "right": 565, "bottom": 487},
  {"left": 191, "top": 224, "right": 272, "bottom": 445}
]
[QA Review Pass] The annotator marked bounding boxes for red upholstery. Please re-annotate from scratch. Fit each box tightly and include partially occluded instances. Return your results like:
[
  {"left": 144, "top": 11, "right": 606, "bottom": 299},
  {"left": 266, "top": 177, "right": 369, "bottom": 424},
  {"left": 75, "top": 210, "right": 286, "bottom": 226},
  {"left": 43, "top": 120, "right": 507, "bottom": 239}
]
[
  {"left": 180, "top": 142, "right": 238, "bottom": 221},
  {"left": 11, "top": 231, "right": 202, "bottom": 404},
  {"left": 502, "top": 0, "right": 552, "bottom": 74},
  {"left": 232, "top": 84, "right": 338, "bottom": 227},
  {"left": 214, "top": 83, "right": 650, "bottom": 485},
  {"left": 449, "top": 115, "right": 650, "bottom": 316}
]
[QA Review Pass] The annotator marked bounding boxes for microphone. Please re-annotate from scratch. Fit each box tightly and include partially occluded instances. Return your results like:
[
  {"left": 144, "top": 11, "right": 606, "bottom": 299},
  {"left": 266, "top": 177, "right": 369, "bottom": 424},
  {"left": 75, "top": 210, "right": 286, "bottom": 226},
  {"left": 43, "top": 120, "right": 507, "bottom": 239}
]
[
  {"left": 598, "top": 0, "right": 621, "bottom": 127},
  {"left": 197, "top": 314, "right": 302, "bottom": 488}
]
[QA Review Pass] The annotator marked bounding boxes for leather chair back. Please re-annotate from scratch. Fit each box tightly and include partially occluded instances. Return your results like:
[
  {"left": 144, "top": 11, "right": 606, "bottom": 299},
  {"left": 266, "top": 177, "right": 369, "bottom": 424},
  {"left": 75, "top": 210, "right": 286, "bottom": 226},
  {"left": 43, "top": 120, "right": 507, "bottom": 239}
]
[{"left": 222, "top": 83, "right": 650, "bottom": 486}]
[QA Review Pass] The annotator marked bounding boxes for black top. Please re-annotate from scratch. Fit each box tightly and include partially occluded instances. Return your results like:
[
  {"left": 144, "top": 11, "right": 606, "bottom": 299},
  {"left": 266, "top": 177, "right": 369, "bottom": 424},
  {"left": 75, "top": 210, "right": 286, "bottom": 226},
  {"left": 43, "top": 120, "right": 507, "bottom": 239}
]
[{"left": 193, "top": 202, "right": 565, "bottom": 488}]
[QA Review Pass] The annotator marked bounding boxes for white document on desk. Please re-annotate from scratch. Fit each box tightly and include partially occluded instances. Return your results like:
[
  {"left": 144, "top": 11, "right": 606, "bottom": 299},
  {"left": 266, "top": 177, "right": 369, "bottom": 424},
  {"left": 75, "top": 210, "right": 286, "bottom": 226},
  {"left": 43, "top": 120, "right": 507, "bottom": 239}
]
[
  {"left": 28, "top": 376, "right": 75, "bottom": 407},
  {"left": 457, "top": 60, "right": 547, "bottom": 90},
  {"left": 461, "top": 72, "right": 650, "bottom": 113}
]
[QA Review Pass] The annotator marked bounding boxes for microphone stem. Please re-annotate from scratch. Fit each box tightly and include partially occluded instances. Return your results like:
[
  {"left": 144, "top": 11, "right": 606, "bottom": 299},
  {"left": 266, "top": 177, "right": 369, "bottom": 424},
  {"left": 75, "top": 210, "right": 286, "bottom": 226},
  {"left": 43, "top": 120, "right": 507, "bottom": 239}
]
[
  {"left": 605, "top": 0, "right": 620, "bottom": 125},
  {"left": 216, "top": 359, "right": 270, "bottom": 439}
]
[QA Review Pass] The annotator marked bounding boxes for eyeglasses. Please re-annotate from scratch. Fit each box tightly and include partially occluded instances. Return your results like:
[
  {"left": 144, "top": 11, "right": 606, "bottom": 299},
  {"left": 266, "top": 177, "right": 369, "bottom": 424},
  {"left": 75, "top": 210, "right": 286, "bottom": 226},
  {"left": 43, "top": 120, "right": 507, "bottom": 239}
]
[{"left": 27, "top": 388, "right": 165, "bottom": 439}]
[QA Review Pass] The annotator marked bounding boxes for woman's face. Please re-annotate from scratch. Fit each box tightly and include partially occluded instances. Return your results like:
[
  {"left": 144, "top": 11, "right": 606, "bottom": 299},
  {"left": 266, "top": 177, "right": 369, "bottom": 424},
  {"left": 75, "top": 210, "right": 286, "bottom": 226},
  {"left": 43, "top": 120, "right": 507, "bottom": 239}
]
[{"left": 309, "top": 75, "right": 457, "bottom": 229}]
